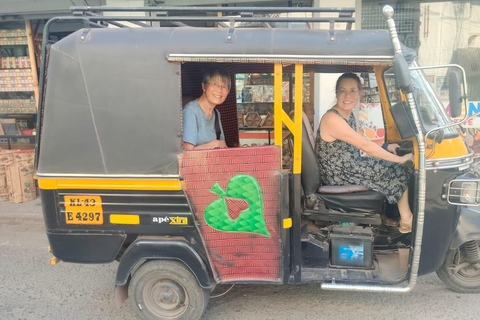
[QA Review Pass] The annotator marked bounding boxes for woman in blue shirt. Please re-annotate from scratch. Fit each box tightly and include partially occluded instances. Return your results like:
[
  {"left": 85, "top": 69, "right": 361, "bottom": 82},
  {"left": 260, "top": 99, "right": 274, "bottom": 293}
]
[{"left": 183, "top": 66, "right": 230, "bottom": 150}]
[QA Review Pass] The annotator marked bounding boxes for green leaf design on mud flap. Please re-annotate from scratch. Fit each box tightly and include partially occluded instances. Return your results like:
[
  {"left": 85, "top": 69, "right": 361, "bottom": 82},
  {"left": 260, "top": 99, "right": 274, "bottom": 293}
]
[{"left": 204, "top": 174, "right": 270, "bottom": 237}]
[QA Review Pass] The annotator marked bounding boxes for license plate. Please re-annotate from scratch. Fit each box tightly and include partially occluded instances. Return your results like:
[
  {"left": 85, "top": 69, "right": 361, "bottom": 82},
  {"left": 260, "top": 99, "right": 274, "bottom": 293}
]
[{"left": 64, "top": 195, "right": 103, "bottom": 225}]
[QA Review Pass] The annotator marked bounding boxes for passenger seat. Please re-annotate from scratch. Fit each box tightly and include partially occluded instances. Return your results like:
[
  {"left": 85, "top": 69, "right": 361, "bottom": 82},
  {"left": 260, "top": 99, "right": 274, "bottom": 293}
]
[{"left": 300, "top": 112, "right": 384, "bottom": 225}]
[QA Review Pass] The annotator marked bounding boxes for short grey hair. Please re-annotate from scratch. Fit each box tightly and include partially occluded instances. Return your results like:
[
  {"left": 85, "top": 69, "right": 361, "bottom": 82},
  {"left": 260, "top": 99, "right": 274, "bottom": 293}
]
[{"left": 202, "top": 66, "right": 231, "bottom": 90}]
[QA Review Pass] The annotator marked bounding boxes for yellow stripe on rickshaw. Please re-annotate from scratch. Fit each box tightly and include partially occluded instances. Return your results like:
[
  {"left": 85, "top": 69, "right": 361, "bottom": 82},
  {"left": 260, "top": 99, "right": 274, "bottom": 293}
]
[
  {"left": 37, "top": 178, "right": 182, "bottom": 191},
  {"left": 110, "top": 214, "right": 140, "bottom": 225}
]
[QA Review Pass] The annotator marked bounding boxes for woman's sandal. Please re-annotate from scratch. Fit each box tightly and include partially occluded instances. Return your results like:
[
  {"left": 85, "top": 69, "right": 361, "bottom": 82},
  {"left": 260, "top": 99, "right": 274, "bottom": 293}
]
[
  {"left": 381, "top": 214, "right": 399, "bottom": 227},
  {"left": 399, "top": 216, "right": 413, "bottom": 234}
]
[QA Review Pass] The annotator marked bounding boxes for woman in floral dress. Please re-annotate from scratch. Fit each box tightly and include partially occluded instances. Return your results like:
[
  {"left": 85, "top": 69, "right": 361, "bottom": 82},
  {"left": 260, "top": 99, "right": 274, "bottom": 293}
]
[{"left": 315, "top": 73, "right": 414, "bottom": 233}]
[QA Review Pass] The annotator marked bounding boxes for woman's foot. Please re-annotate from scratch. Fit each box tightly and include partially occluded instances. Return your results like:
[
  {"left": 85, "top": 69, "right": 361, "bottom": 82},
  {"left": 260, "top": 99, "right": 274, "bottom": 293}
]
[
  {"left": 381, "top": 214, "right": 399, "bottom": 227},
  {"left": 399, "top": 215, "right": 413, "bottom": 233}
]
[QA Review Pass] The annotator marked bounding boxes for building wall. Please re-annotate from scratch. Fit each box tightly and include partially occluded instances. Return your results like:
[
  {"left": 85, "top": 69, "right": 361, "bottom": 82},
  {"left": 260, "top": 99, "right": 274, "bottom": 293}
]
[
  {"left": 418, "top": 2, "right": 480, "bottom": 67},
  {"left": 106, "top": 0, "right": 144, "bottom": 10},
  {"left": 417, "top": 2, "right": 480, "bottom": 107}
]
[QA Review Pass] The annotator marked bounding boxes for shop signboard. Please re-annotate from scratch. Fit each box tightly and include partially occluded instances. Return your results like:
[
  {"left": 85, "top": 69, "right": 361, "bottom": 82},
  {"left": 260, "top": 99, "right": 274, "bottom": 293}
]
[{"left": 449, "top": 101, "right": 480, "bottom": 128}]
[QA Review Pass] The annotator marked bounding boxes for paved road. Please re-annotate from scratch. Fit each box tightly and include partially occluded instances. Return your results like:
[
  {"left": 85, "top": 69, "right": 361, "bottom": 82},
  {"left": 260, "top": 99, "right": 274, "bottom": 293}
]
[{"left": 1, "top": 199, "right": 479, "bottom": 320}]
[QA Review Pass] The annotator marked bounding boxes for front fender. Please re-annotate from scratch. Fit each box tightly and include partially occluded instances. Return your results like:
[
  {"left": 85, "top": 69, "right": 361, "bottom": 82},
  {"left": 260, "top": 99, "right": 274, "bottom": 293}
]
[
  {"left": 450, "top": 206, "right": 480, "bottom": 249},
  {"left": 115, "top": 237, "right": 214, "bottom": 289}
]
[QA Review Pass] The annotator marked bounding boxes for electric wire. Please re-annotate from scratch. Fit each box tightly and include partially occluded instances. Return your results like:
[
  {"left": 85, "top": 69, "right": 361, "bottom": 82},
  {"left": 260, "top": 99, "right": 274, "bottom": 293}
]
[{"left": 210, "top": 284, "right": 235, "bottom": 299}]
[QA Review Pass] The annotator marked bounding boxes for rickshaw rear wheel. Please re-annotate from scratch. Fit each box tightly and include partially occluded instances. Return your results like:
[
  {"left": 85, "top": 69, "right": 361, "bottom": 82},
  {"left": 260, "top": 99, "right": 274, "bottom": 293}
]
[
  {"left": 437, "top": 241, "right": 480, "bottom": 293},
  {"left": 129, "top": 260, "right": 210, "bottom": 320}
]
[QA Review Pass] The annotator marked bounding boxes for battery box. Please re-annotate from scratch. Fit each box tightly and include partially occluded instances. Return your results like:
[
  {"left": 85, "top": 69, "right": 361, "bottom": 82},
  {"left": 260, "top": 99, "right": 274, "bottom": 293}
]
[{"left": 329, "top": 226, "right": 374, "bottom": 269}]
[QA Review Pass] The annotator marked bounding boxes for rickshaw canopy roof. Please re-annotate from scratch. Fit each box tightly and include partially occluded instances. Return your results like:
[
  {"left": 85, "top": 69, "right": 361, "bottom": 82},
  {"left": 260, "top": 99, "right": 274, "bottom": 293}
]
[{"left": 37, "top": 25, "right": 410, "bottom": 177}]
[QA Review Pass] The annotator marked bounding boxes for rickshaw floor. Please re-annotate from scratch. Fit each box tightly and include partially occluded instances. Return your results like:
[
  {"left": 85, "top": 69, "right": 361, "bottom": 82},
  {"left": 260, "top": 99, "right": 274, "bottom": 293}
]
[
  {"left": 301, "top": 267, "right": 377, "bottom": 282},
  {"left": 375, "top": 251, "right": 408, "bottom": 280},
  {"left": 301, "top": 242, "right": 408, "bottom": 283},
  {"left": 301, "top": 251, "right": 407, "bottom": 283},
  {"left": 373, "top": 226, "right": 412, "bottom": 248}
]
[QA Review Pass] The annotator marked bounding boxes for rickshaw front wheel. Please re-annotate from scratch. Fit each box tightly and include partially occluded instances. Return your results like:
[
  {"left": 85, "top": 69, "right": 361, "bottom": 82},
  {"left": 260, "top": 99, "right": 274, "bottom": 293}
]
[
  {"left": 437, "top": 241, "right": 480, "bottom": 293},
  {"left": 129, "top": 260, "right": 210, "bottom": 320}
]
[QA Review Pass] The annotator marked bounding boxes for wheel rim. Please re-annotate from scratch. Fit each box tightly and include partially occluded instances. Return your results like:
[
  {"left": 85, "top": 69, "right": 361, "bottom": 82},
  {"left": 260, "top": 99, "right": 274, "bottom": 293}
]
[
  {"left": 454, "top": 242, "right": 480, "bottom": 282},
  {"left": 143, "top": 278, "right": 188, "bottom": 318}
]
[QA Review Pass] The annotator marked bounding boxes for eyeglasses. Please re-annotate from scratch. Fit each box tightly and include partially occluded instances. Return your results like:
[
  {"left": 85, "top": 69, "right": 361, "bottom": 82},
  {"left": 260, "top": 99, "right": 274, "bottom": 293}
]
[
  {"left": 337, "top": 88, "right": 360, "bottom": 96},
  {"left": 208, "top": 82, "right": 229, "bottom": 92}
]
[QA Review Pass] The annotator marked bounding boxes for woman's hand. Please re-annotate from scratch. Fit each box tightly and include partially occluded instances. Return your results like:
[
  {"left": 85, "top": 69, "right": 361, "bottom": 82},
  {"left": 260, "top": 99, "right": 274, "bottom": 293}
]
[
  {"left": 387, "top": 143, "right": 401, "bottom": 154},
  {"left": 209, "top": 140, "right": 227, "bottom": 149},
  {"left": 398, "top": 153, "right": 414, "bottom": 165},
  {"left": 183, "top": 140, "right": 227, "bottom": 151}
]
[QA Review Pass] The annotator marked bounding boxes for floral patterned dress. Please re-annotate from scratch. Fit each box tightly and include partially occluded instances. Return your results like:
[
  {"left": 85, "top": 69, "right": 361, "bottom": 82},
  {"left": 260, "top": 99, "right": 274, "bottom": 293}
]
[{"left": 315, "top": 109, "right": 413, "bottom": 204}]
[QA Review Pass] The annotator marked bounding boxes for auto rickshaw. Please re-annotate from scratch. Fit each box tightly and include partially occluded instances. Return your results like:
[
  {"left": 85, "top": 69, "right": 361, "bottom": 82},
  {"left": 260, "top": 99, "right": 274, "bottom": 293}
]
[{"left": 36, "top": 5, "right": 480, "bottom": 320}]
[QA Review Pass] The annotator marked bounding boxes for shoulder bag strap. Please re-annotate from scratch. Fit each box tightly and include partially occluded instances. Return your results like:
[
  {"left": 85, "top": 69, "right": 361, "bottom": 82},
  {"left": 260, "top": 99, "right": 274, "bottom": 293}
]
[{"left": 214, "top": 108, "right": 221, "bottom": 140}]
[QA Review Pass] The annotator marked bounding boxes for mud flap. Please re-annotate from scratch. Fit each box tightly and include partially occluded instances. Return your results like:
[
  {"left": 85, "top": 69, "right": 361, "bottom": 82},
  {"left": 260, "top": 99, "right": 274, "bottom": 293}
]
[{"left": 115, "top": 284, "right": 128, "bottom": 308}]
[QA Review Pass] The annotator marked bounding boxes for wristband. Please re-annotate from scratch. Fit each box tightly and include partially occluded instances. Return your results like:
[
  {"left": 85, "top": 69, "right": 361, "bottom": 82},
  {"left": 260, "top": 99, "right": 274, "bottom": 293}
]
[{"left": 381, "top": 143, "right": 388, "bottom": 151}]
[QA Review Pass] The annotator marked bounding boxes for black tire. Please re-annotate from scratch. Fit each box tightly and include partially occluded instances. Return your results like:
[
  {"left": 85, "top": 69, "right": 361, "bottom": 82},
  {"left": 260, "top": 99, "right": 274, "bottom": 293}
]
[
  {"left": 129, "top": 260, "right": 210, "bottom": 320},
  {"left": 437, "top": 241, "right": 480, "bottom": 293}
]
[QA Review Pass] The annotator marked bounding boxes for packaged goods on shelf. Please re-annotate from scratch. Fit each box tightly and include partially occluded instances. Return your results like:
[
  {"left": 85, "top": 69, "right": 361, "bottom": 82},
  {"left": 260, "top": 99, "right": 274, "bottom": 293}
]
[
  {"left": 0, "top": 29, "right": 26, "bottom": 37},
  {"left": 241, "top": 85, "right": 275, "bottom": 103},
  {"left": 242, "top": 85, "right": 254, "bottom": 103},
  {"left": 0, "top": 76, "right": 34, "bottom": 85},
  {"left": 282, "top": 81, "right": 289, "bottom": 102},
  {"left": 0, "top": 69, "right": 32, "bottom": 77},
  {"left": 0, "top": 37, "right": 28, "bottom": 45},
  {"left": 263, "top": 86, "right": 274, "bottom": 102},
  {"left": 236, "top": 73, "right": 246, "bottom": 103},
  {"left": 291, "top": 83, "right": 310, "bottom": 102},
  {"left": 16, "top": 119, "right": 28, "bottom": 131},
  {"left": 0, "top": 24, "right": 38, "bottom": 153},
  {"left": 0, "top": 57, "right": 31, "bottom": 69},
  {"left": 0, "top": 138, "right": 36, "bottom": 150},
  {"left": 0, "top": 83, "right": 34, "bottom": 92},
  {"left": 0, "top": 99, "right": 36, "bottom": 108},
  {"left": 251, "top": 85, "right": 264, "bottom": 102}
]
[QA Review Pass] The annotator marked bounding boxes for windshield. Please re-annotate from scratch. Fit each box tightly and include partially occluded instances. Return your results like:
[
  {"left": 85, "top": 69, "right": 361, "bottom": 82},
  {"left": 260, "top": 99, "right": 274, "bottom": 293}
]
[{"left": 385, "top": 61, "right": 458, "bottom": 138}]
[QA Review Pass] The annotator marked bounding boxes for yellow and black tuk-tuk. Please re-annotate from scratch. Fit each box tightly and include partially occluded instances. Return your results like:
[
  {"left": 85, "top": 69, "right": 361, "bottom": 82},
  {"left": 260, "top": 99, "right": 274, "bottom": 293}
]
[{"left": 36, "top": 5, "right": 480, "bottom": 320}]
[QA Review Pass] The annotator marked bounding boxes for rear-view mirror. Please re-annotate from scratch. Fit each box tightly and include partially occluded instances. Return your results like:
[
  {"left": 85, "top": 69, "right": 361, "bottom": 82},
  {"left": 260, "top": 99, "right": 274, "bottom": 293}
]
[
  {"left": 393, "top": 53, "right": 413, "bottom": 94},
  {"left": 449, "top": 70, "right": 462, "bottom": 118}
]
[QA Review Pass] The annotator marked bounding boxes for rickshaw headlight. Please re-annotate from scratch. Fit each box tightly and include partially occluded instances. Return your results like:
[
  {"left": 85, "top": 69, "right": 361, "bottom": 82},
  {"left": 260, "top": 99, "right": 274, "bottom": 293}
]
[
  {"left": 460, "top": 181, "right": 479, "bottom": 204},
  {"left": 448, "top": 179, "right": 480, "bottom": 206}
]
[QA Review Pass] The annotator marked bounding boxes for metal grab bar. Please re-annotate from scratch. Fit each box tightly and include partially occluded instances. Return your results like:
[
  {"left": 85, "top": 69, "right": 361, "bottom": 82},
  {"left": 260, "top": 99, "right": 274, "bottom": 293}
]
[
  {"left": 70, "top": 6, "right": 355, "bottom": 14},
  {"left": 69, "top": 6, "right": 355, "bottom": 27}
]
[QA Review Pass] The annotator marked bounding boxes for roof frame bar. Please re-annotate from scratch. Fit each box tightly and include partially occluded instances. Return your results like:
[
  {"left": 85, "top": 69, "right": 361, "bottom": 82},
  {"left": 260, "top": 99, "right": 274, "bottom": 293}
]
[
  {"left": 71, "top": 6, "right": 355, "bottom": 14},
  {"left": 64, "top": 15, "right": 355, "bottom": 24},
  {"left": 69, "top": 6, "right": 355, "bottom": 28}
]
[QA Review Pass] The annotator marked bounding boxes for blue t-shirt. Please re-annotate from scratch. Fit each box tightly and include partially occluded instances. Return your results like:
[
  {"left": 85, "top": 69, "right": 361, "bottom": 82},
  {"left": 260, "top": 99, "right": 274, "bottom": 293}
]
[{"left": 183, "top": 100, "right": 225, "bottom": 146}]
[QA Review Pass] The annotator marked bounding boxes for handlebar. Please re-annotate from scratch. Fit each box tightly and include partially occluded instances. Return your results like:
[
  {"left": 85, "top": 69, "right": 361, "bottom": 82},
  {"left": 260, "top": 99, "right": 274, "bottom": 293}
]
[
  {"left": 395, "top": 147, "right": 413, "bottom": 156},
  {"left": 394, "top": 147, "right": 414, "bottom": 167},
  {"left": 403, "top": 159, "right": 414, "bottom": 168}
]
